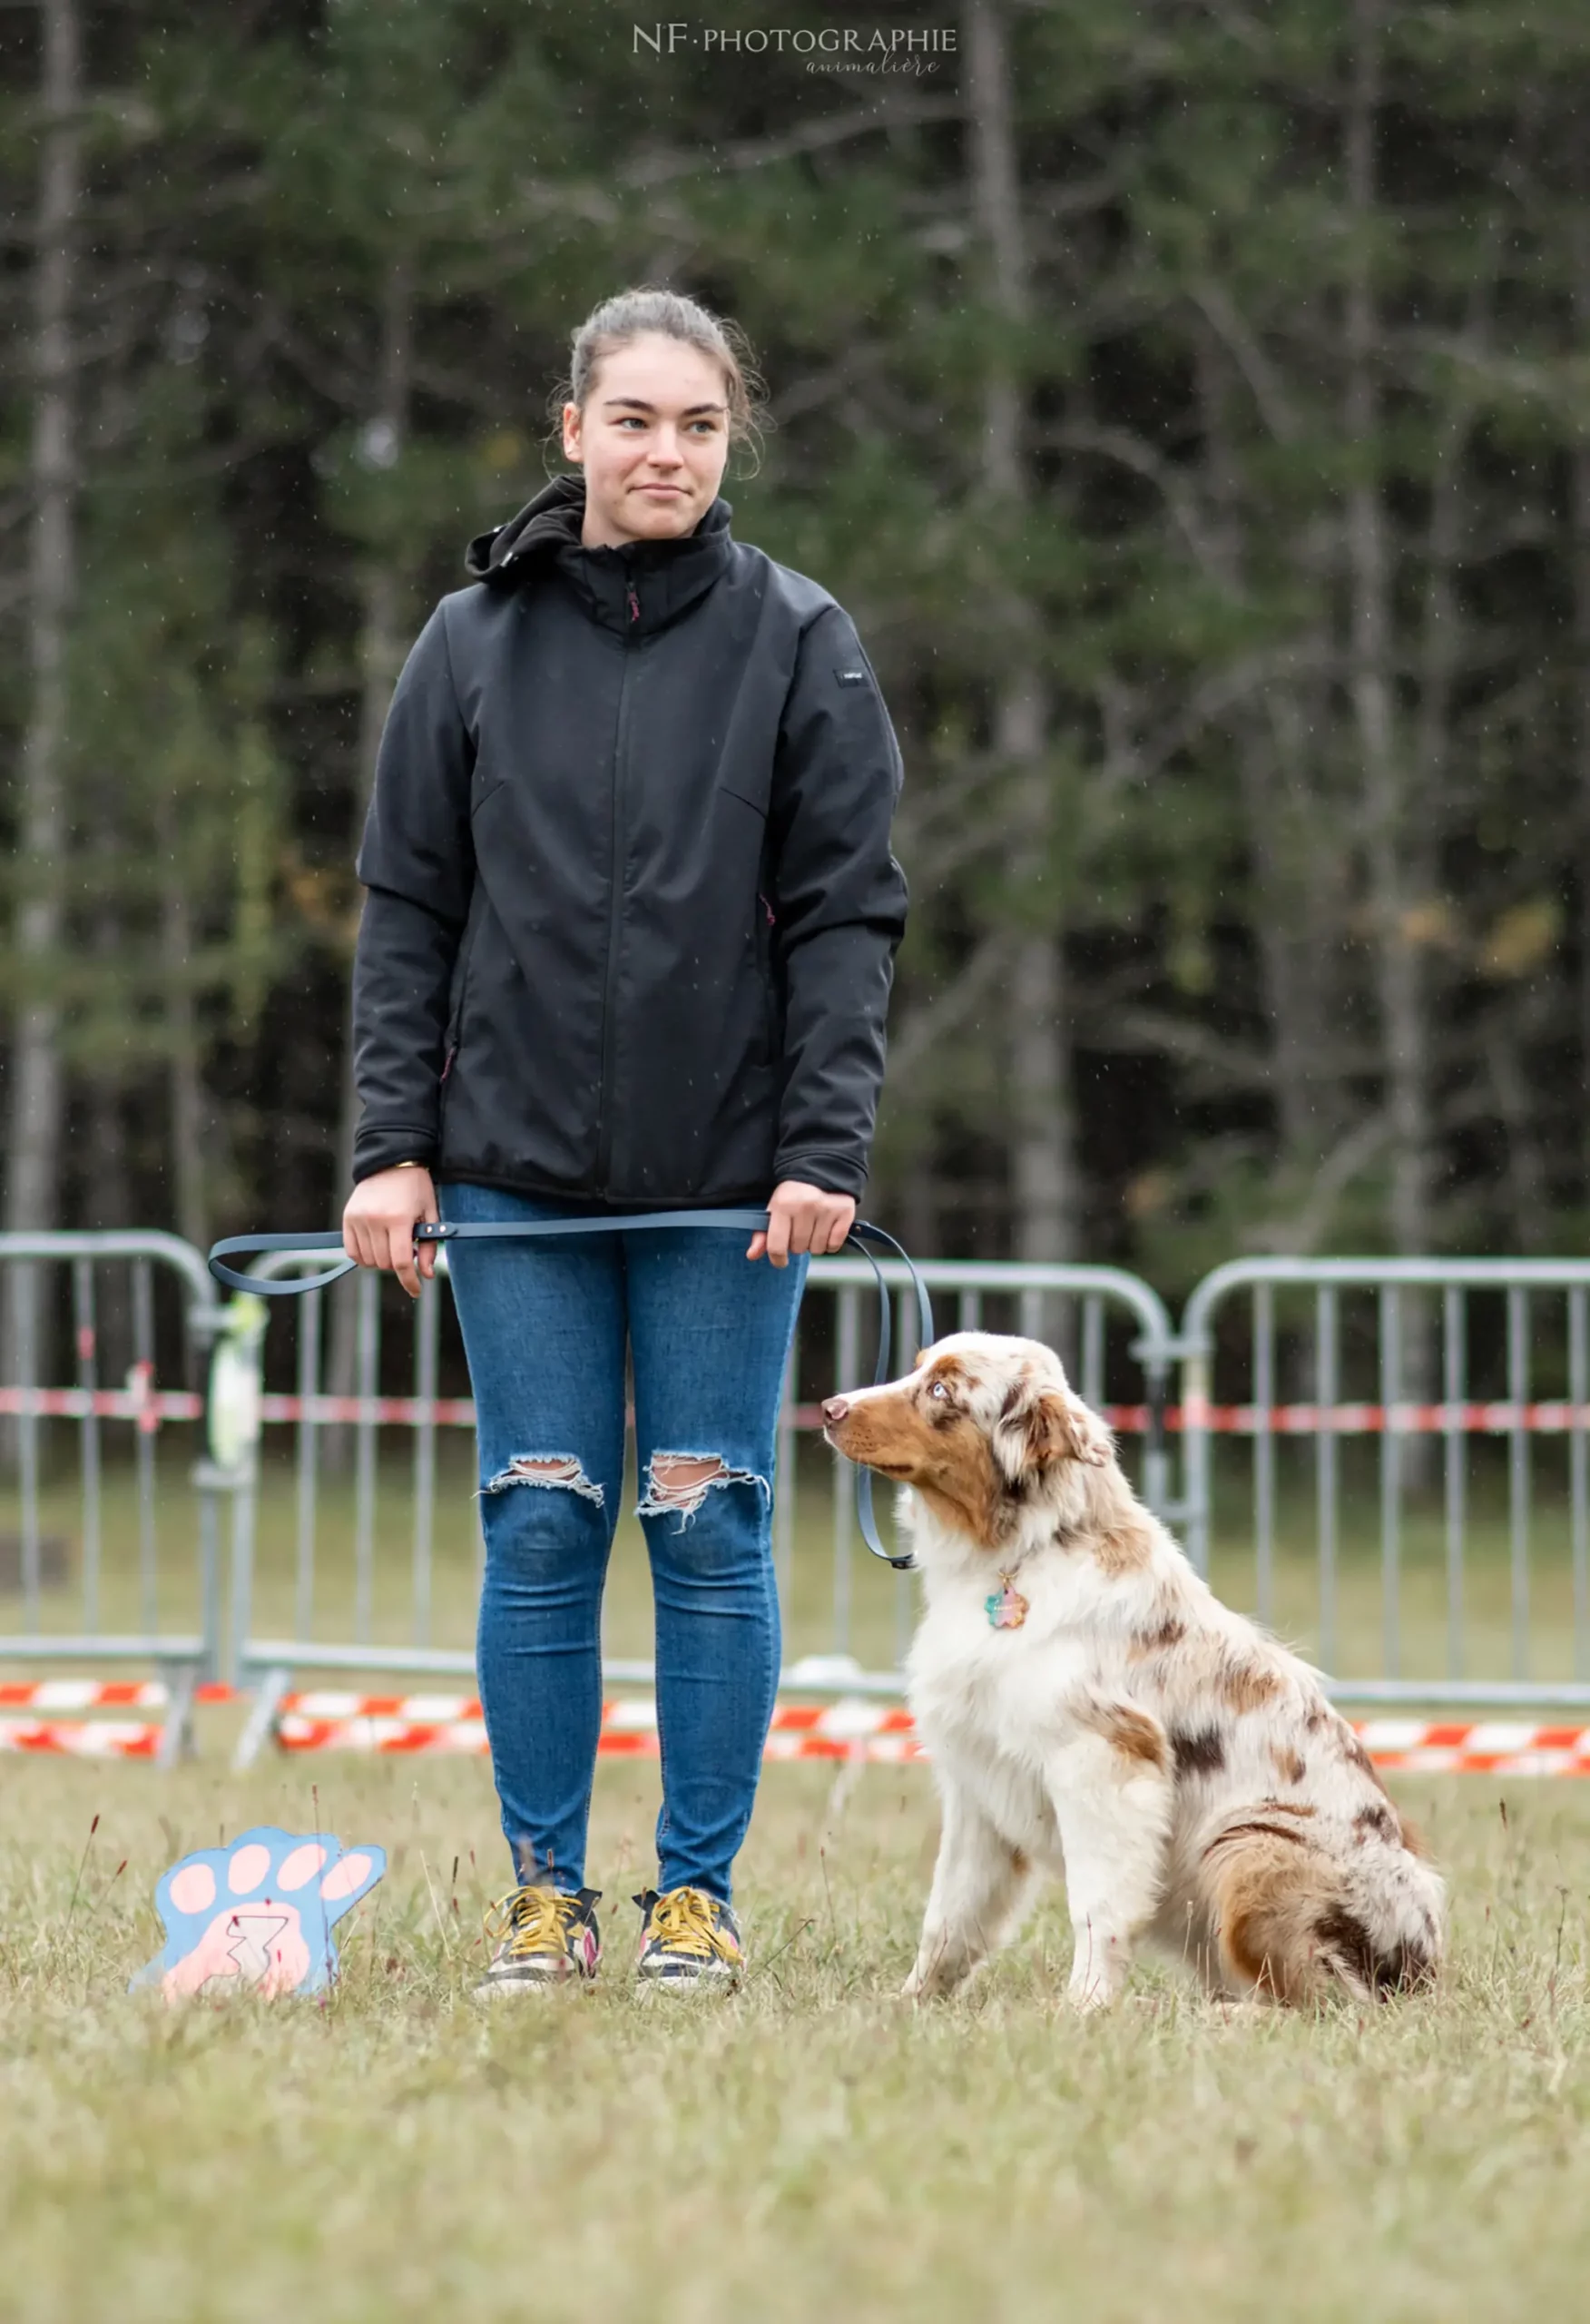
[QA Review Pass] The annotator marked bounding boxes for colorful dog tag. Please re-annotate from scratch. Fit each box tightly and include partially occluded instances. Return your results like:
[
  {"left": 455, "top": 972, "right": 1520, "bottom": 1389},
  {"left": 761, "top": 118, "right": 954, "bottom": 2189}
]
[
  {"left": 130, "top": 1826, "right": 386, "bottom": 2002},
  {"left": 986, "top": 1577, "right": 1028, "bottom": 1630}
]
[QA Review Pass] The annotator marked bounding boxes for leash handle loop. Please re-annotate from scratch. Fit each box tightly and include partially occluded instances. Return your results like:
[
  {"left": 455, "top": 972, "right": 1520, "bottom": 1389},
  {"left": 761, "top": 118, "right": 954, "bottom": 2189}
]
[
  {"left": 207, "top": 1230, "right": 358, "bottom": 1296},
  {"left": 838, "top": 1221, "right": 934, "bottom": 1570},
  {"left": 206, "top": 1209, "right": 931, "bottom": 1571}
]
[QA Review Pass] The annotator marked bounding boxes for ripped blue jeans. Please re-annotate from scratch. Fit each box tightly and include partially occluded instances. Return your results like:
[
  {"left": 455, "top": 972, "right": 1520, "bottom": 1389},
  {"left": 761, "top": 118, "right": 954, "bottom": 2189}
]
[{"left": 437, "top": 1181, "right": 808, "bottom": 1905}]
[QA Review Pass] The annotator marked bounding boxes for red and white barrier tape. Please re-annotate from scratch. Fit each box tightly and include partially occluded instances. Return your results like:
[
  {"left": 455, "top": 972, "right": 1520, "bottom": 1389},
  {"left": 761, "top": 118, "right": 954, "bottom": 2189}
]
[
  {"left": 0, "top": 1680, "right": 235, "bottom": 1711},
  {"left": 0, "top": 1718, "right": 162, "bottom": 1758},
  {"left": 0, "top": 1380, "right": 196, "bottom": 1429},
  {"left": 281, "top": 1690, "right": 486, "bottom": 1721},
  {"left": 250, "top": 1397, "right": 1590, "bottom": 1437},
  {"left": 11, "top": 1685, "right": 1590, "bottom": 1773},
  {"left": 0, "top": 1679, "right": 236, "bottom": 1756},
  {"left": 265, "top": 1699, "right": 1590, "bottom": 1775},
  {"left": 1351, "top": 1719, "right": 1590, "bottom": 1777},
  {"left": 1171, "top": 1399, "right": 1590, "bottom": 1438},
  {"left": 0, "top": 1679, "right": 169, "bottom": 1711},
  {"left": 273, "top": 1695, "right": 926, "bottom": 1761},
  {"left": 8, "top": 1381, "right": 1590, "bottom": 1438}
]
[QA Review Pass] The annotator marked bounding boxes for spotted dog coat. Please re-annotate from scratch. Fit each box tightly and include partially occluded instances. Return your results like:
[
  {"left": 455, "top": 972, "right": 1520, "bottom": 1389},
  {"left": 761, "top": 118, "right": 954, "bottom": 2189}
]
[{"left": 821, "top": 1333, "right": 1446, "bottom": 2012}]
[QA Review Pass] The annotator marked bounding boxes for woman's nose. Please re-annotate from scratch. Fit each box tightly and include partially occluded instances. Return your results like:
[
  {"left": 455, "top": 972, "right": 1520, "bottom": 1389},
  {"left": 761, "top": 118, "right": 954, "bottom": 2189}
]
[{"left": 822, "top": 1395, "right": 849, "bottom": 1423}]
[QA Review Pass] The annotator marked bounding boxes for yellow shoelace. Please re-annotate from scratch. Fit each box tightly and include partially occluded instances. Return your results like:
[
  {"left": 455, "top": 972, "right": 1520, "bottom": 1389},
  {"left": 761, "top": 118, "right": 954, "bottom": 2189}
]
[
  {"left": 484, "top": 1885, "right": 584, "bottom": 1960},
  {"left": 646, "top": 1886, "right": 740, "bottom": 1962}
]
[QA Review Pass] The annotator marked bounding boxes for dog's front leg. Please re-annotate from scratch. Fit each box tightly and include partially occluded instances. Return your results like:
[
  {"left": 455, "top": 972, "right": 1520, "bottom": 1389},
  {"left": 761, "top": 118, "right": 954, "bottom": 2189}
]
[
  {"left": 905, "top": 1778, "right": 1037, "bottom": 2000},
  {"left": 1047, "top": 1721, "right": 1174, "bottom": 2013}
]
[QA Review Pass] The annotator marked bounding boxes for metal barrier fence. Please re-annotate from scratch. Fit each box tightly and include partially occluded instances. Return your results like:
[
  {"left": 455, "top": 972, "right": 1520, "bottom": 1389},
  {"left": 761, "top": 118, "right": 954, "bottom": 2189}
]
[
  {"left": 10, "top": 1232, "right": 1590, "bottom": 1739},
  {"left": 222, "top": 1250, "right": 1176, "bottom": 1736},
  {"left": 1180, "top": 1258, "right": 1590, "bottom": 1709},
  {"left": 0, "top": 1231, "right": 250, "bottom": 1761}
]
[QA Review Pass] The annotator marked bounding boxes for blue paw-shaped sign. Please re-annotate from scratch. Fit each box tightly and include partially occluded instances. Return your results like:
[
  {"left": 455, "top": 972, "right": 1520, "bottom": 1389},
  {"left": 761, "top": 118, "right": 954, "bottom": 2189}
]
[{"left": 130, "top": 1826, "right": 386, "bottom": 2001}]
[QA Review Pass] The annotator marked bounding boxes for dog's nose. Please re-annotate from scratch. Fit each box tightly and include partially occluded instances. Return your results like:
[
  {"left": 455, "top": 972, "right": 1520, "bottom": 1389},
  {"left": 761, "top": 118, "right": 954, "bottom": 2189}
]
[{"left": 821, "top": 1395, "right": 850, "bottom": 1424}]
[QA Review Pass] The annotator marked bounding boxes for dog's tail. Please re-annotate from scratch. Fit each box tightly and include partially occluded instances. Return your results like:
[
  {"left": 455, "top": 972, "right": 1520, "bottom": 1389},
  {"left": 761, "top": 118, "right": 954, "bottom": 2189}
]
[{"left": 1197, "top": 1817, "right": 1443, "bottom": 2007}]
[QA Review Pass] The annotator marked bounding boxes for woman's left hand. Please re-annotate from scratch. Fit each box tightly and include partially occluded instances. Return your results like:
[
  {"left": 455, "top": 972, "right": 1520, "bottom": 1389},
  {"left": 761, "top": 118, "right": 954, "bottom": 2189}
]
[{"left": 747, "top": 1180, "right": 856, "bottom": 1266}]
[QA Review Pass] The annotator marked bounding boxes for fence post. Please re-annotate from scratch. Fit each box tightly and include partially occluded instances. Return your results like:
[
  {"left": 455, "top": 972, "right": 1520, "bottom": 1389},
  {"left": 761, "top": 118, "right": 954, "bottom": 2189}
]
[
  {"left": 195, "top": 1289, "right": 267, "bottom": 1688},
  {"left": 1181, "top": 1343, "right": 1212, "bottom": 1576},
  {"left": 1134, "top": 1338, "right": 1172, "bottom": 1521}
]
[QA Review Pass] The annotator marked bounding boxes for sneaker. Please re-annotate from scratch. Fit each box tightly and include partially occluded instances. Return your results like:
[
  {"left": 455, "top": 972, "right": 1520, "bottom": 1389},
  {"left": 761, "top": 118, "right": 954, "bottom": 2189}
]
[
  {"left": 475, "top": 1885, "right": 602, "bottom": 1994},
  {"left": 633, "top": 1885, "right": 744, "bottom": 1992}
]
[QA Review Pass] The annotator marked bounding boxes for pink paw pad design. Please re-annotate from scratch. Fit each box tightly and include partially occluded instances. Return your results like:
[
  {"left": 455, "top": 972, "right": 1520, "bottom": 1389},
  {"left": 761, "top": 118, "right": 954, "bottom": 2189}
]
[{"left": 130, "top": 1826, "right": 386, "bottom": 2001}]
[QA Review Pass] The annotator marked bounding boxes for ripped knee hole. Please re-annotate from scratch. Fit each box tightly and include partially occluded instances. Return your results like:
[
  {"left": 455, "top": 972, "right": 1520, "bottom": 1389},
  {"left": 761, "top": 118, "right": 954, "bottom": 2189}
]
[
  {"left": 637, "top": 1452, "right": 770, "bottom": 1523},
  {"left": 481, "top": 1454, "right": 605, "bottom": 1508}
]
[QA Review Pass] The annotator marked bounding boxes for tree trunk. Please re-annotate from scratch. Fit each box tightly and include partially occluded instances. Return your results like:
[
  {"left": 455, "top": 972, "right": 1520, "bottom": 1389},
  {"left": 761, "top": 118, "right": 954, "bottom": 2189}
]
[
  {"left": 1485, "top": 1009, "right": 1549, "bottom": 1254},
  {"left": 334, "top": 258, "right": 413, "bottom": 1215},
  {"left": 4, "top": 0, "right": 81, "bottom": 1421},
  {"left": 1407, "top": 257, "right": 1486, "bottom": 1406},
  {"left": 1573, "top": 206, "right": 1590, "bottom": 1198},
  {"left": 83, "top": 851, "right": 134, "bottom": 1379},
  {"left": 1344, "top": 0, "right": 1431, "bottom": 1259},
  {"left": 1194, "top": 325, "right": 1340, "bottom": 1204},
  {"left": 1344, "top": 0, "right": 1439, "bottom": 1483},
  {"left": 1578, "top": 436, "right": 1590, "bottom": 1194},
  {"left": 1003, "top": 675, "right": 1074, "bottom": 1268},
  {"left": 327, "top": 261, "right": 412, "bottom": 1454},
  {"left": 964, "top": 0, "right": 1076, "bottom": 1269},
  {"left": 157, "top": 793, "right": 211, "bottom": 1251}
]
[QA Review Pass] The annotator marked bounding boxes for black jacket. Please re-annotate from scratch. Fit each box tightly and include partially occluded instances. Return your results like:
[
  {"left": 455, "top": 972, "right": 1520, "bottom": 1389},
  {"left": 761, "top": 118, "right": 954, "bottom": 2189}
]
[{"left": 350, "top": 472, "right": 909, "bottom": 1206}]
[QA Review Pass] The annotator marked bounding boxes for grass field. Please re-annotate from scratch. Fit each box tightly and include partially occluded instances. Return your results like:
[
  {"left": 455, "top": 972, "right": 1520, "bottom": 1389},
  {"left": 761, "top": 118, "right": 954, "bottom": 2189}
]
[
  {"left": 7, "top": 1428, "right": 1590, "bottom": 2317},
  {"left": 4, "top": 1744, "right": 1590, "bottom": 2323}
]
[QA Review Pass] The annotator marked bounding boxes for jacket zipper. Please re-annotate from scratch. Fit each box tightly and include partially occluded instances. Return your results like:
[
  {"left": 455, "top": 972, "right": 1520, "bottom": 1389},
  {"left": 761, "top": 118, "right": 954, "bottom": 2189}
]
[{"left": 595, "top": 562, "right": 638, "bottom": 1188}]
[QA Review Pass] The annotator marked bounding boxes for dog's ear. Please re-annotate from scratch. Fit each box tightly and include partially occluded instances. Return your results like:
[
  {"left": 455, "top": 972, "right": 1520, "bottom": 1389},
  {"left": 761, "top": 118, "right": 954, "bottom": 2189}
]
[{"left": 994, "top": 1377, "right": 1112, "bottom": 1482}]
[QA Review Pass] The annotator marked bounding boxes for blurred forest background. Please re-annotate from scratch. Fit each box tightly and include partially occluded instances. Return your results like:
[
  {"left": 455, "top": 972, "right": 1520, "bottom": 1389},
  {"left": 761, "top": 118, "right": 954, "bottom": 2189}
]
[{"left": 3, "top": 0, "right": 1588, "bottom": 1304}]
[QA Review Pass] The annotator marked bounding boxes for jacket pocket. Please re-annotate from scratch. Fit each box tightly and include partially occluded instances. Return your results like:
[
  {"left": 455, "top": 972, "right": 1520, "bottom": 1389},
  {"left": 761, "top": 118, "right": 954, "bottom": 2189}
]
[
  {"left": 753, "top": 891, "right": 780, "bottom": 1067},
  {"left": 470, "top": 771, "right": 508, "bottom": 821},
  {"left": 440, "top": 900, "right": 485, "bottom": 1113},
  {"left": 720, "top": 777, "right": 769, "bottom": 821}
]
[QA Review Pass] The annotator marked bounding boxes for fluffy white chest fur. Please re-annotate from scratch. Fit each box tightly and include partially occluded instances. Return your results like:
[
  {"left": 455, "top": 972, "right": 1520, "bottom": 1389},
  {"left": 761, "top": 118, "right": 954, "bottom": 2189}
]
[{"left": 824, "top": 1331, "right": 1445, "bottom": 2012}]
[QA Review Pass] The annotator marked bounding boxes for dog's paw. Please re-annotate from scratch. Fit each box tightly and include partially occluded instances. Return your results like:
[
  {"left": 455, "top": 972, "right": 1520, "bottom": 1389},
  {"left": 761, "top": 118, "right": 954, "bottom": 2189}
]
[
  {"left": 902, "top": 1958, "right": 977, "bottom": 2004},
  {"left": 1065, "top": 1969, "right": 1123, "bottom": 2014},
  {"left": 902, "top": 1957, "right": 961, "bottom": 2003}
]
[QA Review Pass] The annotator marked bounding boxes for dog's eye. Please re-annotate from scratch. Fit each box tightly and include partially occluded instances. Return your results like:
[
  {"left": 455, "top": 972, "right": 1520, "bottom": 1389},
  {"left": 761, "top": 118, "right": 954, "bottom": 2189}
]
[{"left": 928, "top": 1380, "right": 949, "bottom": 1402}]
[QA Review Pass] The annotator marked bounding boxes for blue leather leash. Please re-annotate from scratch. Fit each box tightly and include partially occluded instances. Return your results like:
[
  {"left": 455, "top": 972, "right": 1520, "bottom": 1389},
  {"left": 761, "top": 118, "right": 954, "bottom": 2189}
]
[{"left": 207, "top": 1211, "right": 933, "bottom": 1572}]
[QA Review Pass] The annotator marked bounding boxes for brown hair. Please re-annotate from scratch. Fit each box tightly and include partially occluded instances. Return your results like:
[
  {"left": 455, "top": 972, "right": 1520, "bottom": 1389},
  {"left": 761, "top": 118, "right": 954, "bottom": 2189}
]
[{"left": 545, "top": 286, "right": 770, "bottom": 478}]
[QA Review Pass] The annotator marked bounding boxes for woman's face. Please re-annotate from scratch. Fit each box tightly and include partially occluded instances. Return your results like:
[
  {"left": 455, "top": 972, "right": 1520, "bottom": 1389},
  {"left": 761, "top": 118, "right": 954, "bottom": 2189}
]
[{"left": 564, "top": 331, "right": 732, "bottom": 549}]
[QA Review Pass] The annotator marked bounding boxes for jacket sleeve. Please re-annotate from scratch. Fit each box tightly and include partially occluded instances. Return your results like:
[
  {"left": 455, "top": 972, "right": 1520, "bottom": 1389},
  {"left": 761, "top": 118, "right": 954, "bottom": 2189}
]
[
  {"left": 348, "top": 599, "right": 476, "bottom": 1183},
  {"left": 767, "top": 602, "right": 909, "bottom": 1202}
]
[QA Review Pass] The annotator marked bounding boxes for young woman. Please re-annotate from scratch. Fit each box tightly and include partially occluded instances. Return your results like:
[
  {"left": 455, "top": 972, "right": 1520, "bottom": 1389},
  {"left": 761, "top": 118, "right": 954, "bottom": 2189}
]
[{"left": 341, "top": 289, "right": 909, "bottom": 1994}]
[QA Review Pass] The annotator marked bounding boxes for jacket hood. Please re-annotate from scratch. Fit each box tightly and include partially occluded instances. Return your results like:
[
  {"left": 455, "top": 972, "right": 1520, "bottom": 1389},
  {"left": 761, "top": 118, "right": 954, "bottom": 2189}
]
[{"left": 465, "top": 470, "right": 735, "bottom": 638}]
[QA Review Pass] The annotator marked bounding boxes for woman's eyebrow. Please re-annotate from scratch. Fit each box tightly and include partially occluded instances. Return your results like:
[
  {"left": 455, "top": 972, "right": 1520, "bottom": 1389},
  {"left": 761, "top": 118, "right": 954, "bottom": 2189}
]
[{"left": 601, "top": 396, "right": 727, "bottom": 416}]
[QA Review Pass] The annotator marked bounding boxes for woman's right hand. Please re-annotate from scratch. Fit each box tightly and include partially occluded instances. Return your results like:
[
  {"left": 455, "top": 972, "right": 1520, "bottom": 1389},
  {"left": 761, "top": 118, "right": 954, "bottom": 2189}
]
[{"left": 342, "top": 1166, "right": 439, "bottom": 1299}]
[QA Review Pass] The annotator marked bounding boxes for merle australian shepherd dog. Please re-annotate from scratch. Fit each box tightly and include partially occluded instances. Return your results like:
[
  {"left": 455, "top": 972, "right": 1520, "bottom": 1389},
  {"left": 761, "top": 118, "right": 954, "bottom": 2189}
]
[{"left": 822, "top": 1333, "right": 1445, "bottom": 2012}]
